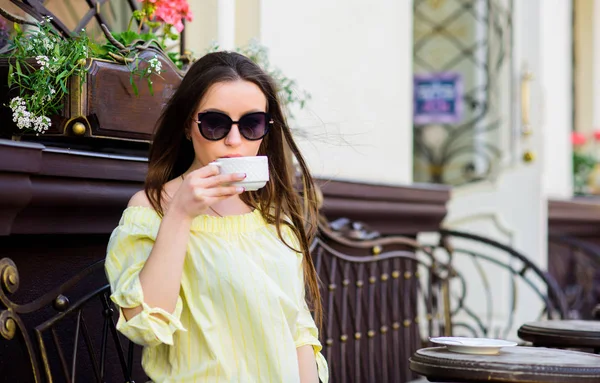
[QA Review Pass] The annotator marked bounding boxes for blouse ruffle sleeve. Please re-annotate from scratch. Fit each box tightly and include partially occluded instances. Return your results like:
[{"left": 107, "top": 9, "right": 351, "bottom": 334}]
[
  {"left": 285, "top": 226, "right": 330, "bottom": 383},
  {"left": 295, "top": 296, "right": 330, "bottom": 383},
  {"left": 105, "top": 211, "right": 186, "bottom": 348}
]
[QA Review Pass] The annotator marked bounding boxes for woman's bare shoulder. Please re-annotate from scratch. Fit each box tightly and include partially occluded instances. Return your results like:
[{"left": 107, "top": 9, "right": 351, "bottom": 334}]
[{"left": 127, "top": 190, "right": 153, "bottom": 208}]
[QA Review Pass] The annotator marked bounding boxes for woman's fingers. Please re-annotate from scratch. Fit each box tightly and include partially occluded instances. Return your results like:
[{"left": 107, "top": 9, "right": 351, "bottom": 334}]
[
  {"left": 188, "top": 164, "right": 220, "bottom": 178},
  {"left": 192, "top": 185, "right": 244, "bottom": 200},
  {"left": 203, "top": 172, "right": 246, "bottom": 188},
  {"left": 186, "top": 165, "right": 245, "bottom": 187},
  {"left": 185, "top": 165, "right": 245, "bottom": 205},
  {"left": 202, "top": 185, "right": 245, "bottom": 198}
]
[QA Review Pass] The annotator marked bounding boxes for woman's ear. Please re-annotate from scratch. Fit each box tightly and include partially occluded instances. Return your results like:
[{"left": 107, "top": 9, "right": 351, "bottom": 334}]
[{"left": 185, "top": 125, "right": 192, "bottom": 141}]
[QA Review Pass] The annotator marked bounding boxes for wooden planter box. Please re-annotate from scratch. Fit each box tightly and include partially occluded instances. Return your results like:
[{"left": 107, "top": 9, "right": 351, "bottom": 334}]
[{"left": 0, "top": 48, "right": 183, "bottom": 146}]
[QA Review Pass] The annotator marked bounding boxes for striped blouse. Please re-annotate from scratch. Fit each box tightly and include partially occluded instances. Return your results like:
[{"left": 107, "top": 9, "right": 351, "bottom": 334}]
[{"left": 105, "top": 206, "right": 328, "bottom": 383}]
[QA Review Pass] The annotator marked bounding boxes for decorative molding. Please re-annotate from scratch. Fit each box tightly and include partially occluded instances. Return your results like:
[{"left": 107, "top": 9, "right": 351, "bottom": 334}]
[
  {"left": 0, "top": 139, "right": 145, "bottom": 235},
  {"left": 317, "top": 179, "right": 450, "bottom": 235},
  {"left": 0, "top": 139, "right": 451, "bottom": 236},
  {"left": 548, "top": 198, "right": 600, "bottom": 235}
]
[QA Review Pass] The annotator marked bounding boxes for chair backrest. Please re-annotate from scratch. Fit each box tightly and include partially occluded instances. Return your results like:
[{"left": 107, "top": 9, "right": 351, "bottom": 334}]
[
  {"left": 0, "top": 257, "right": 142, "bottom": 383},
  {"left": 313, "top": 218, "right": 450, "bottom": 383}
]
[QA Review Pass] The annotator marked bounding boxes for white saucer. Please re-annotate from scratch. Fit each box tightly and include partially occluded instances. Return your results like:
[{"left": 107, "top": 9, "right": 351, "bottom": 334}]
[{"left": 429, "top": 337, "right": 518, "bottom": 355}]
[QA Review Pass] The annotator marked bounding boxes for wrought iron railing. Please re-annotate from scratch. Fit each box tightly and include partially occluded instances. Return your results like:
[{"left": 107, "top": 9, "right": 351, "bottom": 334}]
[
  {"left": 422, "top": 229, "right": 568, "bottom": 340},
  {"left": 0, "top": 257, "right": 139, "bottom": 382},
  {"left": 548, "top": 233, "right": 600, "bottom": 320}
]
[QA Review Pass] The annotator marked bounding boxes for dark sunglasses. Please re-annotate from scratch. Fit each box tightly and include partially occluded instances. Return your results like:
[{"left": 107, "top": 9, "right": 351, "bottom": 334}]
[{"left": 194, "top": 111, "right": 273, "bottom": 141}]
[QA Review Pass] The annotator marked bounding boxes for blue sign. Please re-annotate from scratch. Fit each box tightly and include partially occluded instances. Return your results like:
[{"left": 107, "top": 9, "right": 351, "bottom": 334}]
[{"left": 414, "top": 72, "right": 463, "bottom": 124}]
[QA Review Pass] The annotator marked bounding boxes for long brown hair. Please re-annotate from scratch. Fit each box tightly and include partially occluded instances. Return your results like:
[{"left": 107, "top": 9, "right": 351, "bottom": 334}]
[{"left": 145, "top": 51, "right": 322, "bottom": 325}]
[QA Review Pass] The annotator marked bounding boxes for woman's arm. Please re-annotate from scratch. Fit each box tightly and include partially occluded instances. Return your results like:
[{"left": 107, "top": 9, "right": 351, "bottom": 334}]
[
  {"left": 297, "top": 345, "right": 319, "bottom": 383},
  {"left": 122, "top": 165, "right": 246, "bottom": 321},
  {"left": 121, "top": 193, "right": 193, "bottom": 320}
]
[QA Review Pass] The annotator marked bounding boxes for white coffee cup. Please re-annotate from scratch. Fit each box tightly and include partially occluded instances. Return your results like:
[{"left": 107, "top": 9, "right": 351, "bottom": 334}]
[{"left": 210, "top": 156, "right": 269, "bottom": 191}]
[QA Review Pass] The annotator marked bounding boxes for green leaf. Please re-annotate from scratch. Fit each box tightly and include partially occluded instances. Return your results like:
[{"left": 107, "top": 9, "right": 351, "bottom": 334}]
[
  {"left": 59, "top": 79, "right": 68, "bottom": 93},
  {"left": 113, "top": 31, "right": 141, "bottom": 46},
  {"left": 7, "top": 65, "right": 13, "bottom": 86},
  {"left": 15, "top": 60, "right": 22, "bottom": 76},
  {"left": 147, "top": 78, "right": 154, "bottom": 96},
  {"left": 140, "top": 32, "right": 159, "bottom": 41},
  {"left": 129, "top": 73, "right": 139, "bottom": 96},
  {"left": 89, "top": 42, "right": 109, "bottom": 56}
]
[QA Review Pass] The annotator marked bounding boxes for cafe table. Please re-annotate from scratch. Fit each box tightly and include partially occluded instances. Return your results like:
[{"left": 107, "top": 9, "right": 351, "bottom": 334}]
[
  {"left": 409, "top": 346, "right": 600, "bottom": 382},
  {"left": 518, "top": 320, "right": 600, "bottom": 353}
]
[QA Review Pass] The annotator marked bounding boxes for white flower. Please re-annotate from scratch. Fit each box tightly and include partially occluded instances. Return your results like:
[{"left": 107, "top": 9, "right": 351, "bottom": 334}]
[
  {"left": 36, "top": 55, "right": 49, "bottom": 70},
  {"left": 148, "top": 55, "right": 162, "bottom": 75},
  {"left": 41, "top": 37, "right": 54, "bottom": 51},
  {"left": 45, "top": 86, "right": 57, "bottom": 101},
  {"left": 32, "top": 115, "right": 51, "bottom": 132},
  {"left": 9, "top": 97, "right": 51, "bottom": 132},
  {"left": 35, "top": 55, "right": 58, "bottom": 73}
]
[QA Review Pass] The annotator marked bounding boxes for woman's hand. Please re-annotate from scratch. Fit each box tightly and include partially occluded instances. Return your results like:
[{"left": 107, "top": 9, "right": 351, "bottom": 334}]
[{"left": 169, "top": 165, "right": 246, "bottom": 219}]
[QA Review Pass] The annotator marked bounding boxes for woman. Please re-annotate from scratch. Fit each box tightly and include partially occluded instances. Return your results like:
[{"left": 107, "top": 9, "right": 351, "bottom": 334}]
[{"left": 105, "top": 51, "right": 328, "bottom": 383}]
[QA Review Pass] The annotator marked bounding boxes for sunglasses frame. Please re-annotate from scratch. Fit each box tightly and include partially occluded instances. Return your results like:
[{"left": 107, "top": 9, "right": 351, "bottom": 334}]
[{"left": 194, "top": 111, "right": 273, "bottom": 141}]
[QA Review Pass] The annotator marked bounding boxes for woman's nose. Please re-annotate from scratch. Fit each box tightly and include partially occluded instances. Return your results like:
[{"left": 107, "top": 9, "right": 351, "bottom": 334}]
[{"left": 224, "top": 125, "right": 243, "bottom": 147}]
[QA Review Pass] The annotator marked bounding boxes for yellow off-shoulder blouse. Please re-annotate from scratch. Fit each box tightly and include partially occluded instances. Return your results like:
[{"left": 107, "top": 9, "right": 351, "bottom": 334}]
[{"left": 105, "top": 207, "right": 328, "bottom": 383}]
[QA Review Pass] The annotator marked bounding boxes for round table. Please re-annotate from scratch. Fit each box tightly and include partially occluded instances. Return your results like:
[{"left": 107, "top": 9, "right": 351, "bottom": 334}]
[
  {"left": 518, "top": 320, "right": 600, "bottom": 353},
  {"left": 409, "top": 346, "right": 600, "bottom": 382}
]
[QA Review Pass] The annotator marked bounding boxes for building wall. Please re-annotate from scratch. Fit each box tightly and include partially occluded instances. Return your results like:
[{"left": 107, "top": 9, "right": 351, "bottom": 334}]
[
  {"left": 258, "top": 0, "right": 414, "bottom": 186},
  {"left": 541, "top": 0, "right": 573, "bottom": 198},
  {"left": 187, "top": 0, "right": 219, "bottom": 54},
  {"left": 574, "top": 0, "right": 594, "bottom": 137}
]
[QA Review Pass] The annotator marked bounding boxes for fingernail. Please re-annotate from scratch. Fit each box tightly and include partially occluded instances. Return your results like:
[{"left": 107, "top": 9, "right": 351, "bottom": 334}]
[
  {"left": 235, "top": 173, "right": 246, "bottom": 178},
  {"left": 236, "top": 187, "right": 245, "bottom": 193}
]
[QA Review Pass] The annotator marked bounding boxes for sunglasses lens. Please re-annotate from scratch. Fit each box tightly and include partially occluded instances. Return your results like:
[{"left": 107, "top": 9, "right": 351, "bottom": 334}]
[
  {"left": 199, "top": 112, "right": 231, "bottom": 140},
  {"left": 239, "top": 113, "right": 268, "bottom": 140}
]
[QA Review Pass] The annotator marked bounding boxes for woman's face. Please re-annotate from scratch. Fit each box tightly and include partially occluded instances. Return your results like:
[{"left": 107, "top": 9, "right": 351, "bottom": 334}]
[{"left": 188, "top": 80, "right": 267, "bottom": 169}]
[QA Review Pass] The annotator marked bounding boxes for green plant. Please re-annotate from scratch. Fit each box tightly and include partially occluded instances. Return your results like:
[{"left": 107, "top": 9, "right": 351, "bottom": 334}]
[
  {"left": 571, "top": 131, "right": 600, "bottom": 195},
  {"left": 5, "top": 18, "right": 89, "bottom": 134},
  {"left": 92, "top": 30, "right": 165, "bottom": 96},
  {"left": 2, "top": 1, "right": 192, "bottom": 135},
  {"left": 573, "top": 151, "right": 597, "bottom": 195}
]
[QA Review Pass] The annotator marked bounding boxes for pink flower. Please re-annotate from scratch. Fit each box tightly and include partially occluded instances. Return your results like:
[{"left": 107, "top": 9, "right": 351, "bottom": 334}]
[
  {"left": 594, "top": 130, "right": 600, "bottom": 142},
  {"left": 572, "top": 132, "right": 587, "bottom": 147},
  {"left": 140, "top": 0, "right": 193, "bottom": 32}
]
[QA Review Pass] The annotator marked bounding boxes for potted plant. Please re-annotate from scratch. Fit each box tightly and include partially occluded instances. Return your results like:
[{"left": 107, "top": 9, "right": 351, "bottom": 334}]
[
  {"left": 572, "top": 131, "right": 600, "bottom": 196},
  {"left": 0, "top": 0, "right": 192, "bottom": 144}
]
